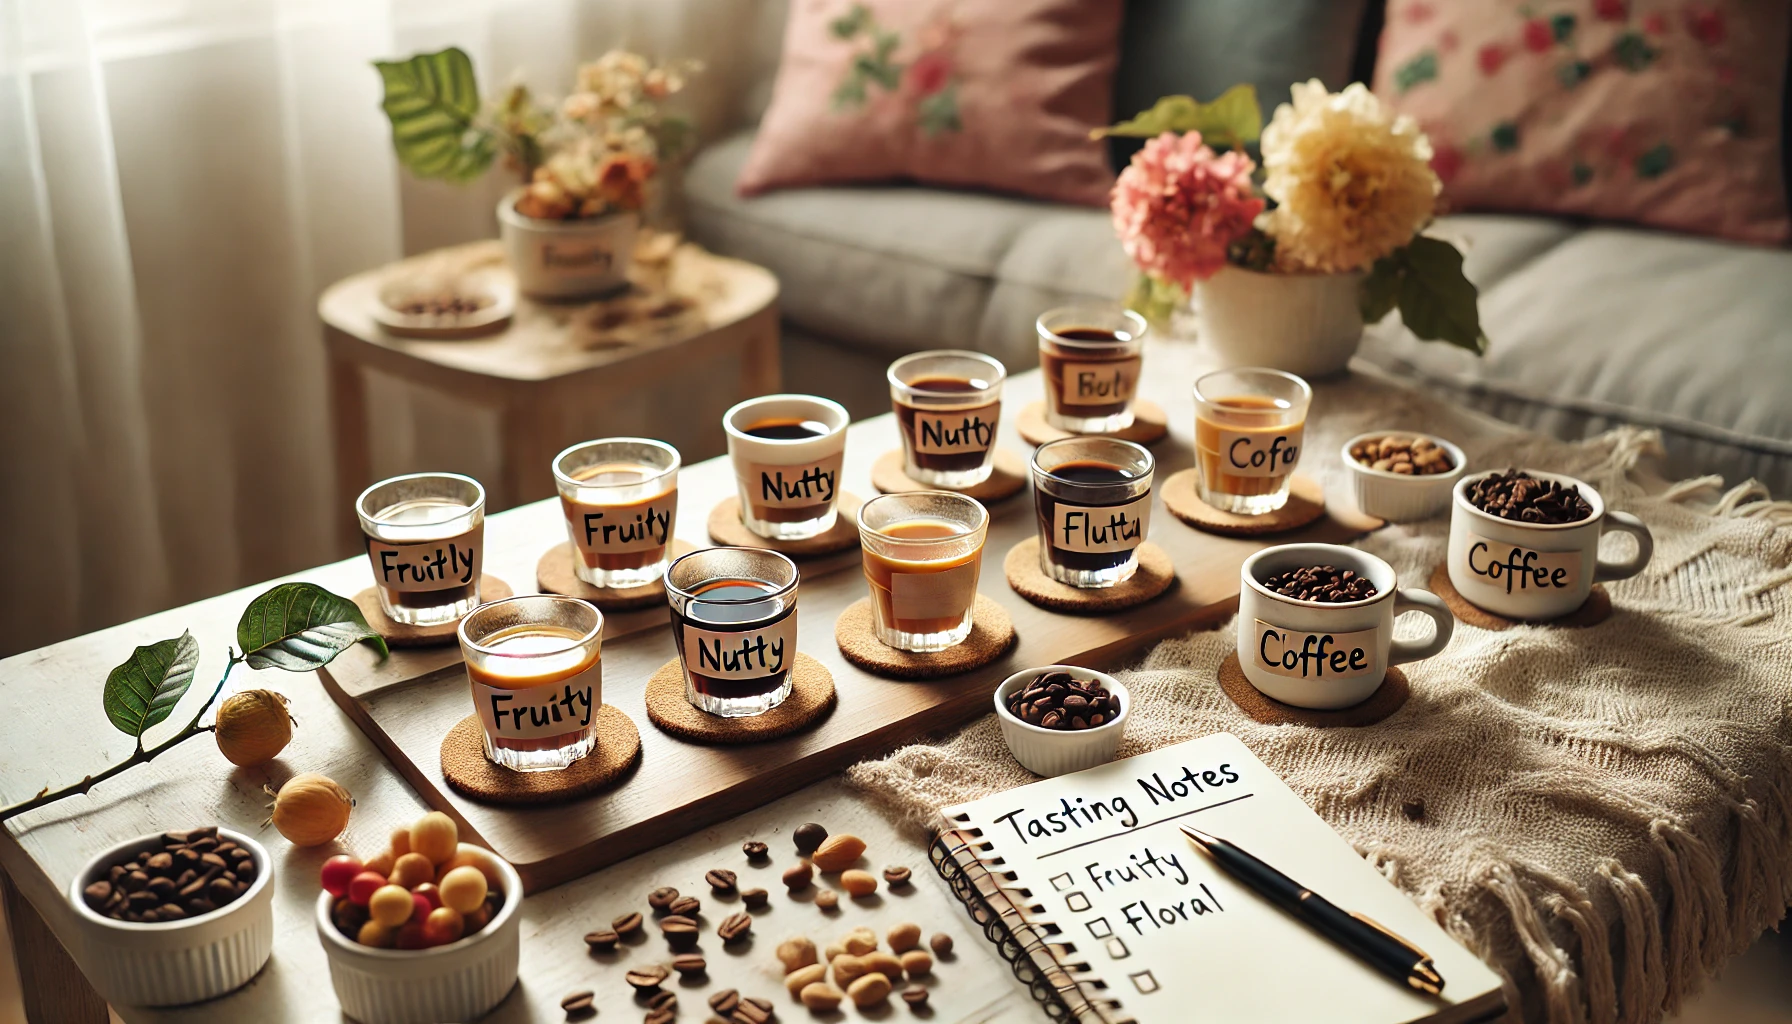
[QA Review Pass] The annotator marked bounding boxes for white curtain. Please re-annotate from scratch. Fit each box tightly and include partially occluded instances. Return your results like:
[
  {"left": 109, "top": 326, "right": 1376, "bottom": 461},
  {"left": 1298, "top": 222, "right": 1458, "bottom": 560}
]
[{"left": 0, "top": 0, "right": 779, "bottom": 655}]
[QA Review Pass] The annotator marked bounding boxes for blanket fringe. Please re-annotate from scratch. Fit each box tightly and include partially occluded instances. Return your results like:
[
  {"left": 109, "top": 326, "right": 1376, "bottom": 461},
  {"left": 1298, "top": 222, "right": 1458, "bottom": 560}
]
[
  {"left": 1600, "top": 859, "right": 1665, "bottom": 1024},
  {"left": 1485, "top": 863, "right": 1584, "bottom": 1024}
]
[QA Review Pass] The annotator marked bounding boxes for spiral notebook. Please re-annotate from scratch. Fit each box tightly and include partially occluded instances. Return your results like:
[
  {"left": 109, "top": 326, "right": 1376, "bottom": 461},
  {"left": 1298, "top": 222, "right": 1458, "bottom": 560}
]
[{"left": 933, "top": 733, "right": 1507, "bottom": 1024}]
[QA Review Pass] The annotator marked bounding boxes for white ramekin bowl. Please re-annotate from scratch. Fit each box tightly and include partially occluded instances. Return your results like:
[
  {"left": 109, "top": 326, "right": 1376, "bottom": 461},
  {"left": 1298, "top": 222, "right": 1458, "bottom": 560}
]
[
  {"left": 995, "top": 665, "right": 1130, "bottom": 777},
  {"left": 68, "top": 828, "right": 275, "bottom": 1007},
  {"left": 316, "top": 843, "right": 522, "bottom": 1024},
  {"left": 1341, "top": 431, "right": 1467, "bottom": 523}
]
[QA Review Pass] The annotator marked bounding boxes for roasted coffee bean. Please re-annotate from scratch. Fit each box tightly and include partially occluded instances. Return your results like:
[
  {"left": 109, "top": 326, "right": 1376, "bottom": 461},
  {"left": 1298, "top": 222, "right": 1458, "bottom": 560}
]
[
  {"left": 1259, "top": 565, "right": 1379, "bottom": 603},
  {"left": 740, "top": 887, "right": 769, "bottom": 909},
  {"left": 189, "top": 836, "right": 217, "bottom": 853},
  {"left": 1004, "top": 672, "right": 1120, "bottom": 732},
  {"left": 613, "top": 911, "right": 644, "bottom": 936},
  {"left": 793, "top": 821, "right": 828, "bottom": 855},
  {"left": 647, "top": 989, "right": 677, "bottom": 1010},
  {"left": 660, "top": 914, "right": 699, "bottom": 946},
  {"left": 671, "top": 953, "right": 707, "bottom": 976},
  {"left": 741, "top": 840, "right": 769, "bottom": 861},
  {"left": 625, "top": 964, "right": 670, "bottom": 991},
  {"left": 82, "top": 881, "right": 111, "bottom": 910},
  {"left": 717, "top": 911, "right": 752, "bottom": 942},
  {"left": 561, "top": 990, "right": 595, "bottom": 1019},
  {"left": 901, "top": 985, "right": 930, "bottom": 1008},
  {"left": 161, "top": 829, "right": 191, "bottom": 845},
  {"left": 731, "top": 997, "right": 773, "bottom": 1024},
  {"left": 647, "top": 886, "right": 680, "bottom": 912},
  {"left": 882, "top": 866, "right": 912, "bottom": 887},
  {"left": 706, "top": 868, "right": 738, "bottom": 894},
  {"left": 668, "top": 895, "right": 701, "bottom": 917},
  {"left": 146, "top": 852, "right": 175, "bottom": 876},
  {"left": 185, "top": 896, "right": 216, "bottom": 915},
  {"left": 147, "top": 877, "right": 176, "bottom": 899},
  {"left": 125, "top": 870, "right": 150, "bottom": 891},
  {"left": 645, "top": 1010, "right": 674, "bottom": 1024},
  {"left": 583, "top": 929, "right": 620, "bottom": 952},
  {"left": 1466, "top": 468, "right": 1593, "bottom": 524},
  {"left": 707, "top": 988, "right": 740, "bottom": 1014}
]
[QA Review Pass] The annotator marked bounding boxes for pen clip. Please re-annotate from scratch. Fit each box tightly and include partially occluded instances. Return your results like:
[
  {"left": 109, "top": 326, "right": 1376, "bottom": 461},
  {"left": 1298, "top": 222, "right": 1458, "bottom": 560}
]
[{"left": 1350, "top": 912, "right": 1435, "bottom": 965}]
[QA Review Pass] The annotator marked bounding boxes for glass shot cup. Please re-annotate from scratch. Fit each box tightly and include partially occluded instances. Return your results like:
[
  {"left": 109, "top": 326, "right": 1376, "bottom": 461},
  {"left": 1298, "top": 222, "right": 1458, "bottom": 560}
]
[
  {"left": 857, "top": 491, "right": 990, "bottom": 653},
  {"left": 887, "top": 351, "right": 1007, "bottom": 489},
  {"left": 1192, "top": 367, "right": 1312, "bottom": 515},
  {"left": 666, "top": 547, "right": 799, "bottom": 718},
  {"left": 356, "top": 472, "right": 486, "bottom": 626},
  {"left": 723, "top": 394, "right": 850, "bottom": 540},
  {"left": 457, "top": 595, "right": 603, "bottom": 772},
  {"left": 1037, "top": 304, "right": 1148, "bottom": 434},
  {"left": 553, "top": 438, "right": 680, "bottom": 589},
  {"left": 1031, "top": 437, "right": 1155, "bottom": 588}
]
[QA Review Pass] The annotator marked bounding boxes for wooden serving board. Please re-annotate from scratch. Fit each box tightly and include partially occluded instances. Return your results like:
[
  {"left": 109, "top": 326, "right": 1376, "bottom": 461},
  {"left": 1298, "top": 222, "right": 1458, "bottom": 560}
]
[{"left": 320, "top": 352, "right": 1380, "bottom": 893}]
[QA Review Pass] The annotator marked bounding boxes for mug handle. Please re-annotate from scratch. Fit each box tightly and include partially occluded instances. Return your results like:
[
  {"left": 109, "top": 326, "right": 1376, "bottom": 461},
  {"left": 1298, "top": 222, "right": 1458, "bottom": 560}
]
[
  {"left": 1388, "top": 589, "right": 1454, "bottom": 666},
  {"left": 1594, "top": 511, "right": 1654, "bottom": 583}
]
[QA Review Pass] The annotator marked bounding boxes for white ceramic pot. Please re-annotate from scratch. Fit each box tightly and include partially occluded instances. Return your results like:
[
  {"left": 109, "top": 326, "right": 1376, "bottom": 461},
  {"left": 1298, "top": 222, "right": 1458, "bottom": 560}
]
[
  {"left": 1238, "top": 543, "right": 1454, "bottom": 709},
  {"left": 1341, "top": 431, "right": 1467, "bottom": 523},
  {"left": 1447, "top": 470, "right": 1654, "bottom": 620},
  {"left": 317, "top": 843, "right": 522, "bottom": 1024},
  {"left": 68, "top": 829, "right": 275, "bottom": 1007},
  {"left": 496, "top": 190, "right": 637, "bottom": 299},
  {"left": 994, "top": 665, "right": 1130, "bottom": 777},
  {"left": 1196, "top": 265, "right": 1366, "bottom": 377}
]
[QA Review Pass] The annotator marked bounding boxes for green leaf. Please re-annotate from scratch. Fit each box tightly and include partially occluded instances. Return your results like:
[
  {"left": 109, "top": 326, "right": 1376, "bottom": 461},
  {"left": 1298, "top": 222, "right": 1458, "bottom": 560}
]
[
  {"left": 372, "top": 48, "right": 495, "bottom": 183},
  {"left": 1094, "top": 85, "right": 1262, "bottom": 152},
  {"left": 237, "top": 583, "right": 387, "bottom": 672},
  {"left": 103, "top": 632, "right": 201, "bottom": 738},
  {"left": 1394, "top": 50, "right": 1440, "bottom": 93},
  {"left": 1359, "top": 257, "right": 1402, "bottom": 323},
  {"left": 1123, "top": 271, "right": 1187, "bottom": 330},
  {"left": 1394, "top": 236, "right": 1487, "bottom": 353}
]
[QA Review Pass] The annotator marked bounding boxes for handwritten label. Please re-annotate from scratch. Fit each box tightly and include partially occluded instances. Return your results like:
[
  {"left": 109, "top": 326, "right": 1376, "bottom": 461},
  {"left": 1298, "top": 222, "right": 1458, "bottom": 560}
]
[
  {"left": 1252, "top": 621, "right": 1377, "bottom": 678},
  {"left": 1052, "top": 495, "right": 1151, "bottom": 554},
  {"left": 473, "top": 659, "right": 599, "bottom": 741},
  {"left": 891, "top": 562, "right": 980, "bottom": 622},
  {"left": 540, "top": 243, "right": 613, "bottom": 272},
  {"left": 1219, "top": 425, "right": 1304, "bottom": 478},
  {"left": 682, "top": 614, "right": 797, "bottom": 680},
  {"left": 1059, "top": 359, "right": 1141, "bottom": 406},
  {"left": 1463, "top": 534, "right": 1582, "bottom": 594},
  {"left": 365, "top": 525, "right": 482, "bottom": 593},
  {"left": 744, "top": 453, "right": 843, "bottom": 509},
  {"left": 914, "top": 404, "right": 999, "bottom": 455},
  {"left": 567, "top": 492, "right": 677, "bottom": 556}
]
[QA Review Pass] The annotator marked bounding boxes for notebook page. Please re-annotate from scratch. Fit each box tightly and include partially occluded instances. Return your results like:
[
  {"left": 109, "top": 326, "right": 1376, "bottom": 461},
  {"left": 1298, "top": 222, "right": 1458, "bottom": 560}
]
[{"left": 945, "top": 733, "right": 1503, "bottom": 1024}]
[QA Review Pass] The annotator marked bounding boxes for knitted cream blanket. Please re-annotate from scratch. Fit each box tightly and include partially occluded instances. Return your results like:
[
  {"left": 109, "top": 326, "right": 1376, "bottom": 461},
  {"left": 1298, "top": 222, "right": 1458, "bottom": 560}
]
[{"left": 846, "top": 371, "right": 1792, "bottom": 1024}]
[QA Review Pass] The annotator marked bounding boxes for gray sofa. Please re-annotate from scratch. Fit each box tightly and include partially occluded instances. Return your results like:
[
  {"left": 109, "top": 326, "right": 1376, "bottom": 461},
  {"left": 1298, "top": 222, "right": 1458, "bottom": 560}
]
[{"left": 683, "top": 0, "right": 1792, "bottom": 495}]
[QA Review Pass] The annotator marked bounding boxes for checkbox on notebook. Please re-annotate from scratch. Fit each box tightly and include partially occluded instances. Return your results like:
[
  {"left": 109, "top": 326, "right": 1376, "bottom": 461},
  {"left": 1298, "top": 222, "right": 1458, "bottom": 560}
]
[
  {"left": 1086, "top": 916, "right": 1113, "bottom": 939},
  {"left": 1049, "top": 872, "right": 1074, "bottom": 891},
  {"left": 1106, "top": 937, "right": 1130, "bottom": 959},
  {"left": 1065, "top": 891, "right": 1091, "bottom": 912},
  {"left": 1129, "top": 969, "right": 1159, "bottom": 994}
]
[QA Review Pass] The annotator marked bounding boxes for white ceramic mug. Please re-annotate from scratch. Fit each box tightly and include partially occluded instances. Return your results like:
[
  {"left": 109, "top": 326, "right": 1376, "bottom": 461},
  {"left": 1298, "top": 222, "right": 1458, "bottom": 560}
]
[
  {"left": 723, "top": 394, "right": 850, "bottom": 541},
  {"left": 1447, "top": 469, "right": 1653, "bottom": 620},
  {"left": 1238, "top": 543, "right": 1454, "bottom": 709}
]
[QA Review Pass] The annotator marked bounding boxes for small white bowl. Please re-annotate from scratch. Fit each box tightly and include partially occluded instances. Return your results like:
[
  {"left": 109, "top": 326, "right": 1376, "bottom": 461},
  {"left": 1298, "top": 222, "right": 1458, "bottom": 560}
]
[
  {"left": 1341, "top": 431, "right": 1467, "bottom": 523},
  {"left": 995, "top": 665, "right": 1130, "bottom": 777},
  {"left": 316, "top": 843, "right": 522, "bottom": 1024},
  {"left": 68, "top": 828, "right": 275, "bottom": 1007}
]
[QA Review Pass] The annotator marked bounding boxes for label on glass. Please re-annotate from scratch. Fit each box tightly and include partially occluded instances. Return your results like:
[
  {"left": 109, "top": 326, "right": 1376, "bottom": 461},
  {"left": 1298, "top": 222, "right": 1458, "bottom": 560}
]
[
  {"left": 1051, "top": 495, "right": 1151, "bottom": 553},
  {"left": 473, "top": 659, "right": 600, "bottom": 740},
  {"left": 914, "top": 405, "right": 999, "bottom": 455},
  {"left": 1253, "top": 621, "right": 1377, "bottom": 678},
  {"left": 1219, "top": 425, "right": 1304, "bottom": 478},
  {"left": 1462, "top": 534, "right": 1582, "bottom": 594},
  {"left": 743, "top": 454, "right": 843, "bottom": 508},
  {"left": 365, "top": 525, "right": 482, "bottom": 592},
  {"left": 682, "top": 615, "right": 797, "bottom": 679},
  {"left": 568, "top": 492, "right": 677, "bottom": 556},
  {"left": 892, "top": 562, "right": 980, "bottom": 621},
  {"left": 1059, "top": 360, "right": 1140, "bottom": 406}
]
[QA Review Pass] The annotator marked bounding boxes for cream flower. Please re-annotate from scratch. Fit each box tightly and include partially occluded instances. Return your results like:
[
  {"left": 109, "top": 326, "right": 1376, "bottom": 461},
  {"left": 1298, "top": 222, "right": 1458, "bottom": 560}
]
[{"left": 1257, "top": 80, "right": 1439, "bottom": 273}]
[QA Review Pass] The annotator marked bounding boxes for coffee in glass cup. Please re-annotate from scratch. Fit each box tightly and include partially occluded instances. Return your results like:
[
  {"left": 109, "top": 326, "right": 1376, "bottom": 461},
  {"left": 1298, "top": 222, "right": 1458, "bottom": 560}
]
[
  {"left": 888, "top": 351, "right": 1006, "bottom": 489},
  {"left": 857, "top": 491, "right": 989, "bottom": 652},
  {"left": 458, "top": 595, "right": 602, "bottom": 772},
  {"left": 553, "top": 438, "right": 679, "bottom": 589},
  {"left": 666, "top": 547, "right": 799, "bottom": 717},
  {"left": 1036, "top": 305, "right": 1147, "bottom": 433},
  {"left": 1031, "top": 437, "right": 1154, "bottom": 588},
  {"left": 1193, "top": 367, "right": 1311, "bottom": 515},
  {"left": 355, "top": 472, "right": 485, "bottom": 626},
  {"left": 724, "top": 395, "right": 850, "bottom": 540}
]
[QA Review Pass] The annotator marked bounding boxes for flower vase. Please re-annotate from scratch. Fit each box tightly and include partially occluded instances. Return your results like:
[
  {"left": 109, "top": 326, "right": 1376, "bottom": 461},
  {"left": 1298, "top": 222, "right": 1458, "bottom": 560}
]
[
  {"left": 497, "top": 190, "right": 638, "bottom": 300},
  {"left": 1195, "top": 265, "right": 1366, "bottom": 377}
]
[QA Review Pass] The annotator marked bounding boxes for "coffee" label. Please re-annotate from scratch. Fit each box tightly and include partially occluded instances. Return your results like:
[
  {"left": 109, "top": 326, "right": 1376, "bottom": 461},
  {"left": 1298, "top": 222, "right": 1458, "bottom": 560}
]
[
  {"left": 1060, "top": 359, "right": 1141, "bottom": 406},
  {"left": 1254, "top": 621, "right": 1376, "bottom": 679},
  {"left": 1052, "top": 495, "right": 1151, "bottom": 554},
  {"left": 569, "top": 492, "right": 677, "bottom": 555},
  {"left": 914, "top": 404, "right": 999, "bottom": 455},
  {"left": 1463, "top": 535, "right": 1581, "bottom": 594},
  {"left": 1220, "top": 426, "right": 1303, "bottom": 478},
  {"left": 683, "top": 614, "right": 797, "bottom": 680},
  {"left": 366, "top": 525, "right": 482, "bottom": 592},
  {"left": 745, "top": 453, "right": 843, "bottom": 509},
  {"left": 891, "top": 562, "right": 980, "bottom": 622},
  {"left": 473, "top": 660, "right": 599, "bottom": 741}
]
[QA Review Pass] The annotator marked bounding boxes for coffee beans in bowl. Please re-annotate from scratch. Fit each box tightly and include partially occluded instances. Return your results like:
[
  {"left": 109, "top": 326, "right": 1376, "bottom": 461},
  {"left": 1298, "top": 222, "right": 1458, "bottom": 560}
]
[
  {"left": 1340, "top": 431, "right": 1466, "bottom": 523},
  {"left": 1003, "top": 671, "right": 1121, "bottom": 731},
  {"left": 1259, "top": 565, "right": 1378, "bottom": 603},
  {"left": 995, "top": 665, "right": 1130, "bottom": 777},
  {"left": 1350, "top": 435, "right": 1454, "bottom": 476},
  {"left": 1466, "top": 469, "right": 1593, "bottom": 524},
  {"left": 82, "top": 826, "right": 254, "bottom": 923}
]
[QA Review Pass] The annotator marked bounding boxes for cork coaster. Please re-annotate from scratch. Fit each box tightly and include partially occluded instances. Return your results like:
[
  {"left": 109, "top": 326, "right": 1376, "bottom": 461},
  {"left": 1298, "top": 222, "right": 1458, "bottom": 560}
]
[
  {"left": 834, "top": 594, "right": 1016, "bottom": 679},
  {"left": 643, "top": 652, "right": 836, "bottom": 744},
  {"left": 1428, "top": 564, "right": 1612, "bottom": 630},
  {"left": 1217, "top": 652, "right": 1409, "bottom": 727},
  {"left": 870, "top": 448, "right": 1028, "bottom": 502},
  {"left": 1016, "top": 399, "right": 1169, "bottom": 447},
  {"left": 706, "top": 493, "right": 864, "bottom": 557},
  {"left": 352, "top": 576, "right": 515, "bottom": 648},
  {"left": 438, "top": 708, "right": 641, "bottom": 805},
  {"left": 1003, "top": 538, "right": 1175, "bottom": 613},
  {"left": 536, "top": 539, "right": 698, "bottom": 610},
  {"left": 1162, "top": 469, "right": 1327, "bottom": 536}
]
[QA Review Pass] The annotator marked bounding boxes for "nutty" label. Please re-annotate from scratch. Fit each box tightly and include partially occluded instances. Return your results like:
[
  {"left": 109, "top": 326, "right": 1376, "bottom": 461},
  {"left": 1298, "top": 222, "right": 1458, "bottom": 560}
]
[
  {"left": 1052, "top": 495, "right": 1151, "bottom": 554},
  {"left": 473, "top": 659, "right": 599, "bottom": 740},
  {"left": 914, "top": 404, "right": 999, "bottom": 455},
  {"left": 1059, "top": 359, "right": 1141, "bottom": 407},
  {"left": 891, "top": 562, "right": 980, "bottom": 622},
  {"left": 365, "top": 524, "right": 482, "bottom": 593},
  {"left": 1219, "top": 426, "right": 1304, "bottom": 478},
  {"left": 568, "top": 492, "right": 677, "bottom": 555},
  {"left": 1253, "top": 621, "right": 1377, "bottom": 678},
  {"left": 744, "top": 453, "right": 843, "bottom": 509},
  {"left": 683, "top": 614, "right": 797, "bottom": 679},
  {"left": 1462, "top": 534, "right": 1581, "bottom": 594}
]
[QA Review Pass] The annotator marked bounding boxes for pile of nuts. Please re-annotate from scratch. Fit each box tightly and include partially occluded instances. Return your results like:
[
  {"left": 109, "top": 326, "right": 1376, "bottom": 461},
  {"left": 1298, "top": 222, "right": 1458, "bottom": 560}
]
[
  {"left": 1350, "top": 435, "right": 1455, "bottom": 475},
  {"left": 1466, "top": 469, "right": 1594, "bottom": 524},
  {"left": 82, "top": 827, "right": 255, "bottom": 923},
  {"left": 1260, "top": 565, "right": 1379, "bottom": 603},
  {"left": 1003, "top": 671, "right": 1120, "bottom": 731},
  {"left": 775, "top": 924, "right": 951, "bottom": 1011},
  {"left": 323, "top": 811, "right": 505, "bottom": 950}
]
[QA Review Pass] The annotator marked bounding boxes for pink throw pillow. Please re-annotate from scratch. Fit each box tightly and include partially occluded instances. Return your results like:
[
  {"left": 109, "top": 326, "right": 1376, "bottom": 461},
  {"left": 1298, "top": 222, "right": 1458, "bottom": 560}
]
[
  {"left": 736, "top": 0, "right": 1122, "bottom": 206},
  {"left": 1374, "top": 0, "right": 1791, "bottom": 244}
]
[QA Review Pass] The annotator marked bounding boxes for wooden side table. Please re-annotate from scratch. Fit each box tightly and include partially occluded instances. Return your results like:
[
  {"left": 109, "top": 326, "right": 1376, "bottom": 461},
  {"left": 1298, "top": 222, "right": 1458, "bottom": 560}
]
[{"left": 320, "top": 239, "right": 779, "bottom": 546}]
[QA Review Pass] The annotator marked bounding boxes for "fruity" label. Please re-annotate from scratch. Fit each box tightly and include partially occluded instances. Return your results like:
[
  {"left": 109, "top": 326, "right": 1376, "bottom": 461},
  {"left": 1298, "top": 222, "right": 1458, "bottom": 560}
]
[
  {"left": 1462, "top": 535, "right": 1581, "bottom": 594},
  {"left": 1220, "top": 426, "right": 1303, "bottom": 478},
  {"left": 1052, "top": 495, "right": 1151, "bottom": 554},
  {"left": 365, "top": 525, "right": 482, "bottom": 592},
  {"left": 683, "top": 614, "right": 796, "bottom": 679},
  {"left": 474, "top": 660, "right": 599, "bottom": 740},
  {"left": 568, "top": 492, "right": 676, "bottom": 555},
  {"left": 1253, "top": 622, "right": 1377, "bottom": 678}
]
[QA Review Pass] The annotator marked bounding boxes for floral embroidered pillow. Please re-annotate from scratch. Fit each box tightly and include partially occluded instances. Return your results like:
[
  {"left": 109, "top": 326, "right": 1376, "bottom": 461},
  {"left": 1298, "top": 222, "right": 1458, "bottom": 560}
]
[
  {"left": 736, "top": 0, "right": 1122, "bottom": 206},
  {"left": 1374, "top": 0, "right": 1790, "bottom": 243}
]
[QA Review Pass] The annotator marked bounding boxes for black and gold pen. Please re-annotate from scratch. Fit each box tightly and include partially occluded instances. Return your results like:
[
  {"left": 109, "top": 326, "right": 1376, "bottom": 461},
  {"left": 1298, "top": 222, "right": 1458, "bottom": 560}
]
[{"left": 1181, "top": 825, "right": 1445, "bottom": 995}]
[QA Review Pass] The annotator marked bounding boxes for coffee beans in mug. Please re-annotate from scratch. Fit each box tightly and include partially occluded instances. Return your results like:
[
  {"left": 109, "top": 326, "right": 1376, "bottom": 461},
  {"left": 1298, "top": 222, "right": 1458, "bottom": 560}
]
[
  {"left": 1466, "top": 469, "right": 1593, "bottom": 524},
  {"left": 1004, "top": 671, "right": 1119, "bottom": 730},
  {"left": 1260, "top": 565, "right": 1379, "bottom": 603}
]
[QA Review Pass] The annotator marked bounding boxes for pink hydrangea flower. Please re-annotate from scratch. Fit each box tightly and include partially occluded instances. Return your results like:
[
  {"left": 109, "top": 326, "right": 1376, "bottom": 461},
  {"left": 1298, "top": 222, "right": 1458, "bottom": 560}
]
[{"left": 1109, "top": 131, "right": 1264, "bottom": 289}]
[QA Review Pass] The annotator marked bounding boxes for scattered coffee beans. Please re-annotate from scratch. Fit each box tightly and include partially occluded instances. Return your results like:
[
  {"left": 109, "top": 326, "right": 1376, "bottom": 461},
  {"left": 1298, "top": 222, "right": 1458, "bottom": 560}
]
[
  {"left": 741, "top": 887, "right": 769, "bottom": 909},
  {"left": 625, "top": 964, "right": 669, "bottom": 991},
  {"left": 582, "top": 928, "right": 619, "bottom": 952},
  {"left": 560, "top": 989, "right": 595, "bottom": 1019},
  {"left": 613, "top": 910, "right": 644, "bottom": 936},
  {"left": 717, "top": 911, "right": 752, "bottom": 942},
  {"left": 1260, "top": 565, "right": 1378, "bottom": 603},
  {"left": 705, "top": 868, "right": 737, "bottom": 895},
  {"left": 782, "top": 861, "right": 813, "bottom": 890},
  {"left": 929, "top": 932, "right": 954, "bottom": 957},
  {"left": 671, "top": 953, "right": 707, "bottom": 977},
  {"left": 707, "top": 989, "right": 740, "bottom": 1014},
  {"left": 741, "top": 840, "right": 769, "bottom": 862},
  {"left": 1350, "top": 434, "right": 1454, "bottom": 476},
  {"left": 1004, "top": 672, "right": 1119, "bottom": 731},
  {"left": 1467, "top": 469, "right": 1593, "bottom": 524},
  {"left": 902, "top": 985, "right": 930, "bottom": 1008},
  {"left": 660, "top": 914, "right": 699, "bottom": 946},
  {"left": 82, "top": 827, "right": 254, "bottom": 923},
  {"left": 882, "top": 865, "right": 912, "bottom": 888},
  {"left": 793, "top": 821, "right": 828, "bottom": 855},
  {"left": 668, "top": 895, "right": 701, "bottom": 917},
  {"left": 647, "top": 886, "right": 679, "bottom": 912}
]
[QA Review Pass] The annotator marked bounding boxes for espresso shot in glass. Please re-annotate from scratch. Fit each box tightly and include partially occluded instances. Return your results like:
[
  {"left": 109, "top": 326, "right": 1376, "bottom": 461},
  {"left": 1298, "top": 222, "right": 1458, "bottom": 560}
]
[
  {"left": 1037, "top": 304, "right": 1148, "bottom": 434},
  {"left": 458, "top": 595, "right": 602, "bottom": 772},
  {"left": 554, "top": 438, "right": 680, "bottom": 589},
  {"left": 724, "top": 395, "right": 850, "bottom": 540},
  {"left": 888, "top": 351, "right": 1006, "bottom": 489},
  {"left": 857, "top": 491, "right": 990, "bottom": 652},
  {"left": 356, "top": 472, "right": 485, "bottom": 626},
  {"left": 666, "top": 547, "right": 799, "bottom": 718},
  {"left": 1031, "top": 437, "right": 1154, "bottom": 588},
  {"left": 1193, "top": 367, "right": 1311, "bottom": 515}
]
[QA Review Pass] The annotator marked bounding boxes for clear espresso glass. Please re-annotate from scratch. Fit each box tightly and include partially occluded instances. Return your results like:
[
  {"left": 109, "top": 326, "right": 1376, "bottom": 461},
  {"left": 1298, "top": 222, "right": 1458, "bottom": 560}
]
[
  {"left": 723, "top": 394, "right": 850, "bottom": 541},
  {"left": 356, "top": 472, "right": 485, "bottom": 626},
  {"left": 887, "top": 351, "right": 1006, "bottom": 489},
  {"left": 857, "top": 491, "right": 989, "bottom": 652},
  {"left": 1193, "top": 367, "right": 1312, "bottom": 515},
  {"left": 1031, "top": 437, "right": 1155, "bottom": 588},
  {"left": 1037, "top": 305, "right": 1148, "bottom": 434},
  {"left": 458, "top": 595, "right": 603, "bottom": 772},
  {"left": 553, "top": 437, "right": 680, "bottom": 589},
  {"left": 666, "top": 547, "right": 799, "bottom": 718}
]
